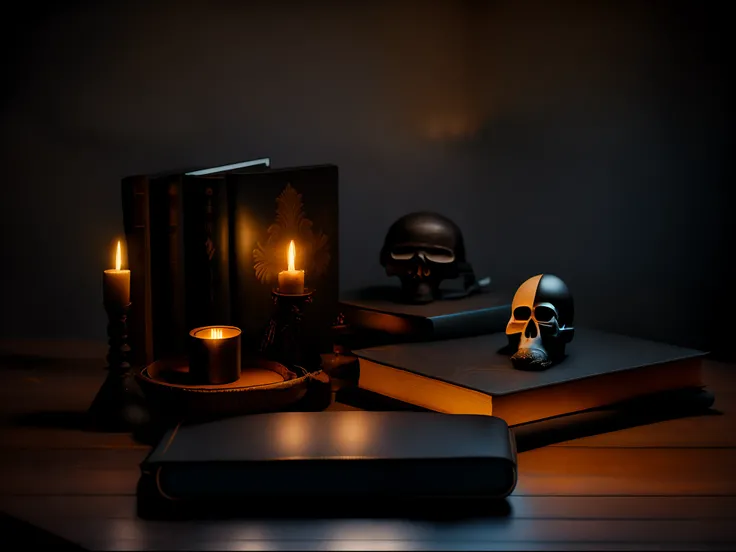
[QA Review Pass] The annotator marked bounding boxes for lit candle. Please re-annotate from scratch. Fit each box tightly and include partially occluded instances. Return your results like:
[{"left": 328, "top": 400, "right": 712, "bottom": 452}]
[
  {"left": 188, "top": 325, "right": 242, "bottom": 385},
  {"left": 103, "top": 240, "right": 131, "bottom": 307},
  {"left": 277, "top": 240, "right": 305, "bottom": 294}
]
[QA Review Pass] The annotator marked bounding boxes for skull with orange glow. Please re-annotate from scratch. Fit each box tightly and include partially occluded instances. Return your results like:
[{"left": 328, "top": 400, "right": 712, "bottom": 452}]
[
  {"left": 506, "top": 274, "right": 574, "bottom": 370},
  {"left": 380, "top": 212, "right": 467, "bottom": 304}
]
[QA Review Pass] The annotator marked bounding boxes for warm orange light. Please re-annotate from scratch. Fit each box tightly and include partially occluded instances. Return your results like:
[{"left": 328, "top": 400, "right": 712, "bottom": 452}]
[
  {"left": 115, "top": 241, "right": 122, "bottom": 271},
  {"left": 287, "top": 240, "right": 296, "bottom": 271},
  {"left": 210, "top": 328, "right": 223, "bottom": 340}
]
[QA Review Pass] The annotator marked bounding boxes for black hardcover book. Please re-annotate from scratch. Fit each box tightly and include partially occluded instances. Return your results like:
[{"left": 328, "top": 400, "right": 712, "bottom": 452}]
[
  {"left": 137, "top": 411, "right": 517, "bottom": 515},
  {"left": 351, "top": 329, "right": 709, "bottom": 426},
  {"left": 121, "top": 175, "right": 154, "bottom": 367},
  {"left": 339, "top": 285, "right": 512, "bottom": 344},
  {"left": 227, "top": 165, "right": 339, "bottom": 355},
  {"left": 181, "top": 161, "right": 271, "bottom": 332},
  {"left": 146, "top": 158, "right": 270, "bottom": 359}
]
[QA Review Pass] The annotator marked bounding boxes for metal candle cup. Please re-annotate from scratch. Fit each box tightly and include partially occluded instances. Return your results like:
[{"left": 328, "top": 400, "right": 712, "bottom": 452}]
[{"left": 188, "top": 326, "right": 242, "bottom": 385}]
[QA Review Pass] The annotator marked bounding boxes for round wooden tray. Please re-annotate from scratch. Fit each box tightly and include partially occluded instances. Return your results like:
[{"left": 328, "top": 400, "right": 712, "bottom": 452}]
[{"left": 135, "top": 357, "right": 330, "bottom": 421}]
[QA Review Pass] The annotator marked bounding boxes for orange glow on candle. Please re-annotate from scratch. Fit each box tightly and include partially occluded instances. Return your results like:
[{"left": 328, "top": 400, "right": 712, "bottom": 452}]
[{"left": 210, "top": 327, "right": 223, "bottom": 340}]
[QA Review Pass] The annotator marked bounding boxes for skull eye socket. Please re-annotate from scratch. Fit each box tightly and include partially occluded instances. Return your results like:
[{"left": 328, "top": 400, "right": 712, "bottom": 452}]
[
  {"left": 513, "top": 306, "right": 531, "bottom": 321},
  {"left": 390, "top": 246, "right": 455, "bottom": 263},
  {"left": 534, "top": 305, "right": 556, "bottom": 322},
  {"left": 424, "top": 247, "right": 455, "bottom": 264},
  {"left": 390, "top": 246, "right": 416, "bottom": 261}
]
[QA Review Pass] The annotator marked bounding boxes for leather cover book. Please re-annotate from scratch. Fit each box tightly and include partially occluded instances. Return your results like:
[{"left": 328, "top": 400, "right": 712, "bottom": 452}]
[
  {"left": 352, "top": 329, "right": 709, "bottom": 426},
  {"left": 143, "top": 158, "right": 270, "bottom": 360},
  {"left": 137, "top": 411, "right": 517, "bottom": 509},
  {"left": 227, "top": 165, "right": 339, "bottom": 354},
  {"left": 121, "top": 175, "right": 154, "bottom": 367},
  {"left": 180, "top": 162, "right": 271, "bottom": 333},
  {"left": 339, "top": 285, "right": 512, "bottom": 343}
]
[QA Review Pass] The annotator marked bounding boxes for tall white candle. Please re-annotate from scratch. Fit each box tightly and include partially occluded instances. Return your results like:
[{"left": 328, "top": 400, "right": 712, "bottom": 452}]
[
  {"left": 103, "top": 240, "right": 131, "bottom": 306},
  {"left": 277, "top": 240, "right": 305, "bottom": 294}
]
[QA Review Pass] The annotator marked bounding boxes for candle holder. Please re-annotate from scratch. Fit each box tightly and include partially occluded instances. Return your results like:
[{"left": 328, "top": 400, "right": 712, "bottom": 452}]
[
  {"left": 188, "top": 326, "right": 242, "bottom": 385},
  {"left": 260, "top": 288, "right": 322, "bottom": 372},
  {"left": 87, "top": 302, "right": 146, "bottom": 432}
]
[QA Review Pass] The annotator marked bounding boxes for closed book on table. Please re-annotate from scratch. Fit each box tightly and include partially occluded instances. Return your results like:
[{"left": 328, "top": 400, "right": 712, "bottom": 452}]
[
  {"left": 351, "top": 329, "right": 709, "bottom": 426},
  {"left": 138, "top": 411, "right": 517, "bottom": 505},
  {"left": 339, "top": 286, "right": 512, "bottom": 344}
]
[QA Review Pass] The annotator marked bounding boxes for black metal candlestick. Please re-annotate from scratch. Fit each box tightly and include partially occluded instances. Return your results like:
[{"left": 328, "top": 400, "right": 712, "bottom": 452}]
[
  {"left": 260, "top": 289, "right": 322, "bottom": 372},
  {"left": 87, "top": 302, "right": 146, "bottom": 431}
]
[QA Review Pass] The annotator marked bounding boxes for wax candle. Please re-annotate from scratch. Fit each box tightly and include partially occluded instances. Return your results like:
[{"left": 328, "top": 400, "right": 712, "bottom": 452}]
[
  {"left": 103, "top": 241, "right": 131, "bottom": 307},
  {"left": 188, "top": 325, "right": 242, "bottom": 385},
  {"left": 277, "top": 240, "right": 305, "bottom": 294}
]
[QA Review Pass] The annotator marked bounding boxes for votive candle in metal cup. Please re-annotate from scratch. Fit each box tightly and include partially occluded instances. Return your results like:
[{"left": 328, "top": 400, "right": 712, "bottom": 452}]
[{"left": 188, "top": 326, "right": 242, "bottom": 385}]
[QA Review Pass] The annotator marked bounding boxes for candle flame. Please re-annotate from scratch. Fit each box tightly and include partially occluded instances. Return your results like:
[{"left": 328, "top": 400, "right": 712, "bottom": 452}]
[
  {"left": 287, "top": 240, "right": 296, "bottom": 272},
  {"left": 115, "top": 241, "right": 122, "bottom": 271},
  {"left": 210, "top": 327, "right": 223, "bottom": 339}
]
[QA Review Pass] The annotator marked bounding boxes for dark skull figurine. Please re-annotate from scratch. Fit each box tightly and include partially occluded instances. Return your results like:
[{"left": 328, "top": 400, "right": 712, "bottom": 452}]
[
  {"left": 505, "top": 274, "right": 574, "bottom": 370},
  {"left": 380, "top": 212, "right": 472, "bottom": 304}
]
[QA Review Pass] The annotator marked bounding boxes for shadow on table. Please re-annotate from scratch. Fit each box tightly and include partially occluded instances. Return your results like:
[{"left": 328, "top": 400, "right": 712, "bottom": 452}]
[
  {"left": 513, "top": 388, "right": 718, "bottom": 452},
  {"left": 0, "top": 512, "right": 84, "bottom": 551},
  {"left": 136, "top": 487, "right": 512, "bottom": 521},
  {"left": 11, "top": 411, "right": 90, "bottom": 430}
]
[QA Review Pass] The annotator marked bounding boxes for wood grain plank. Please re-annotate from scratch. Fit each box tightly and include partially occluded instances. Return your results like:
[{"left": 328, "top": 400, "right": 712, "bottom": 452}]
[
  {"left": 77, "top": 540, "right": 736, "bottom": 551},
  {"left": 0, "top": 427, "right": 144, "bottom": 450},
  {"left": 1, "top": 448, "right": 735, "bottom": 497},
  {"left": 0, "top": 354, "right": 734, "bottom": 549},
  {"left": 18, "top": 516, "right": 736, "bottom": 549},
  {"left": 516, "top": 447, "right": 736, "bottom": 496},
  {"left": 2, "top": 360, "right": 733, "bottom": 450},
  {"left": 4, "top": 495, "right": 736, "bottom": 521},
  {"left": 550, "top": 410, "right": 736, "bottom": 448}
]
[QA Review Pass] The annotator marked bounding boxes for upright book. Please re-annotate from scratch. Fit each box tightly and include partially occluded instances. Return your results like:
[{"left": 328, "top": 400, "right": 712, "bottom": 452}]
[
  {"left": 351, "top": 329, "right": 709, "bottom": 426},
  {"left": 121, "top": 158, "right": 270, "bottom": 364},
  {"left": 227, "top": 165, "right": 340, "bottom": 354}
]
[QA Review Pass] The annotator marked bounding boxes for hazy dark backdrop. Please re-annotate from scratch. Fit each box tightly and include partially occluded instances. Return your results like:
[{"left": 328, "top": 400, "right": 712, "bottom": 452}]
[{"left": 0, "top": 1, "right": 731, "bottom": 355}]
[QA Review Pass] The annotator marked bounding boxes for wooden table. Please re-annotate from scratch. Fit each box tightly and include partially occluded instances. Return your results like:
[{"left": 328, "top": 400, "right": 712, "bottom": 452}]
[{"left": 0, "top": 349, "right": 735, "bottom": 550}]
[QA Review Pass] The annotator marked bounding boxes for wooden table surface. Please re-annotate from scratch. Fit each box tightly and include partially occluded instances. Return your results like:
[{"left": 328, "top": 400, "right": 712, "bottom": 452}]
[{"left": 0, "top": 351, "right": 734, "bottom": 551}]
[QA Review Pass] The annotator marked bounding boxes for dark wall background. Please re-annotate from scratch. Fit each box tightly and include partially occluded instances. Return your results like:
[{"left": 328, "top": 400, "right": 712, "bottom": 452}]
[{"left": 0, "top": 1, "right": 731, "bottom": 355}]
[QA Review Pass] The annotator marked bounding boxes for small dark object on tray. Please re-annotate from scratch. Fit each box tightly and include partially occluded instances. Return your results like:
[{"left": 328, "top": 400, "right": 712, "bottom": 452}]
[{"left": 260, "top": 289, "right": 322, "bottom": 372}]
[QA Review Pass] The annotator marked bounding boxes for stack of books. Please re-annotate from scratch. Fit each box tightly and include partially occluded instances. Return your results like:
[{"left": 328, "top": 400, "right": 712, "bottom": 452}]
[
  {"left": 336, "top": 285, "right": 714, "bottom": 447},
  {"left": 121, "top": 158, "right": 341, "bottom": 367}
]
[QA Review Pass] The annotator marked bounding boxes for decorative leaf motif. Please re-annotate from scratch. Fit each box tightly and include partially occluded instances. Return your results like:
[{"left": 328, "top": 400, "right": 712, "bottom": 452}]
[{"left": 252, "top": 183, "right": 331, "bottom": 285}]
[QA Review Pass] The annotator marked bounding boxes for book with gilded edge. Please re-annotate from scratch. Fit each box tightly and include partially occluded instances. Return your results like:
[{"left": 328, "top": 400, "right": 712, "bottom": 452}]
[{"left": 351, "top": 328, "right": 709, "bottom": 427}]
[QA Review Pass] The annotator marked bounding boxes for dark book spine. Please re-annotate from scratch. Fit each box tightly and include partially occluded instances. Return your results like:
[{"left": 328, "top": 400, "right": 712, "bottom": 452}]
[
  {"left": 182, "top": 176, "right": 230, "bottom": 329},
  {"left": 149, "top": 176, "right": 187, "bottom": 359},
  {"left": 121, "top": 175, "right": 154, "bottom": 367},
  {"left": 213, "top": 178, "right": 231, "bottom": 324}
]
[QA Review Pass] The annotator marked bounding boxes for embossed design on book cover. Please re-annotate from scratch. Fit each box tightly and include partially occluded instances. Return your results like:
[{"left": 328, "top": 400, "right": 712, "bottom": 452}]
[{"left": 252, "top": 183, "right": 331, "bottom": 285}]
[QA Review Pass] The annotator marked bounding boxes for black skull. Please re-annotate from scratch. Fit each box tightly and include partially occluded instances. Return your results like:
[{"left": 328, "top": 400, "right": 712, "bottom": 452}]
[
  {"left": 380, "top": 212, "right": 467, "bottom": 304},
  {"left": 505, "top": 274, "right": 574, "bottom": 370}
]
